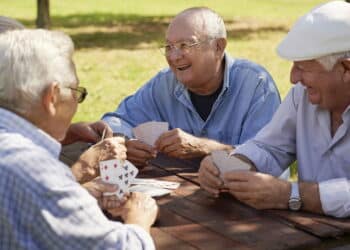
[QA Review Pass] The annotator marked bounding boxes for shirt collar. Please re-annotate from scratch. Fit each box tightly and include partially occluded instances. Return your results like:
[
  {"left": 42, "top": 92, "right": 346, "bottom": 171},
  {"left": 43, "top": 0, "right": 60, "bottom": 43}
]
[{"left": 0, "top": 108, "right": 61, "bottom": 158}]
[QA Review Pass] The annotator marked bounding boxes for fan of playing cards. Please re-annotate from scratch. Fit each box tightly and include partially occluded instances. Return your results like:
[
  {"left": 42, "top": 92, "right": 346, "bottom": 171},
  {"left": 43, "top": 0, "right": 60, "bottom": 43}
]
[
  {"left": 132, "top": 121, "right": 169, "bottom": 146},
  {"left": 99, "top": 158, "right": 180, "bottom": 198},
  {"left": 211, "top": 150, "right": 251, "bottom": 178}
]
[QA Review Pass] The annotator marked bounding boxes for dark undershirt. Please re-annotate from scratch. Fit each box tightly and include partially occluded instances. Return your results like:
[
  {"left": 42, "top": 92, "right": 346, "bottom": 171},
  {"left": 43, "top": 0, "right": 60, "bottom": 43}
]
[{"left": 189, "top": 83, "right": 223, "bottom": 121}]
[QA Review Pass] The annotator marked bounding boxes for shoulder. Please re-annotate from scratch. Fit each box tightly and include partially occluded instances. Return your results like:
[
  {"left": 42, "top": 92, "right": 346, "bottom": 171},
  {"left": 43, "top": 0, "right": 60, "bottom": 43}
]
[
  {"left": 229, "top": 58, "right": 272, "bottom": 78},
  {"left": 0, "top": 133, "right": 72, "bottom": 194}
]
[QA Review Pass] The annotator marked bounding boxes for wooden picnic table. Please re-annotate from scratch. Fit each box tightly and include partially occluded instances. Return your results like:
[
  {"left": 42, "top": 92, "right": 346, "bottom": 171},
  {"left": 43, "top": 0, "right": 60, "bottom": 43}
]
[
  {"left": 140, "top": 154, "right": 350, "bottom": 250},
  {"left": 60, "top": 143, "right": 350, "bottom": 249}
]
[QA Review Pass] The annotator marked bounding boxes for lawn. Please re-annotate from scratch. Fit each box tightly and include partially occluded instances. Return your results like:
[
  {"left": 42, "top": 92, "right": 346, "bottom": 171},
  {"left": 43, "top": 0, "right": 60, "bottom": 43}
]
[{"left": 1, "top": 0, "right": 326, "bottom": 122}]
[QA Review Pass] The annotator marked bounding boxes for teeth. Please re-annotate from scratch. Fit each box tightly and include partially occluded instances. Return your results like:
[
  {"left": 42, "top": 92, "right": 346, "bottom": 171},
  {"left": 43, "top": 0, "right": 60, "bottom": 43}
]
[{"left": 177, "top": 65, "right": 190, "bottom": 71}]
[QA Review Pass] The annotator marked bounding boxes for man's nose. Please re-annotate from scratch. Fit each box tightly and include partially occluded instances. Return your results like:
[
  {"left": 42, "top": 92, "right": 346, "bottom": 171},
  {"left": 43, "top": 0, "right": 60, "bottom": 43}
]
[
  {"left": 167, "top": 47, "right": 183, "bottom": 61},
  {"left": 290, "top": 64, "right": 301, "bottom": 85}
]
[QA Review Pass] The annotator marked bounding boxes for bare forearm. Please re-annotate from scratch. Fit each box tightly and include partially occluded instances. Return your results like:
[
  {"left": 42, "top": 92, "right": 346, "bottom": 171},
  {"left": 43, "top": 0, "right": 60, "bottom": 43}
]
[
  {"left": 300, "top": 182, "right": 323, "bottom": 214},
  {"left": 198, "top": 138, "right": 233, "bottom": 155}
]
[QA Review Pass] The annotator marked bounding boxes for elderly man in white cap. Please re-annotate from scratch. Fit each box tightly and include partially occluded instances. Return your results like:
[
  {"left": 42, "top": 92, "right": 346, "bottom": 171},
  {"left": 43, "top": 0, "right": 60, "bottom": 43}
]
[{"left": 198, "top": 1, "right": 350, "bottom": 218}]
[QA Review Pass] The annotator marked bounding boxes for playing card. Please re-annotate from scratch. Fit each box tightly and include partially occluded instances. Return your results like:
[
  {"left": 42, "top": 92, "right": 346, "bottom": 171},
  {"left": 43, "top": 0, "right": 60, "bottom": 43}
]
[
  {"left": 211, "top": 150, "right": 251, "bottom": 178},
  {"left": 132, "top": 121, "right": 169, "bottom": 146},
  {"left": 132, "top": 178, "right": 180, "bottom": 190},
  {"left": 99, "top": 159, "right": 139, "bottom": 199},
  {"left": 129, "top": 184, "right": 172, "bottom": 197}
]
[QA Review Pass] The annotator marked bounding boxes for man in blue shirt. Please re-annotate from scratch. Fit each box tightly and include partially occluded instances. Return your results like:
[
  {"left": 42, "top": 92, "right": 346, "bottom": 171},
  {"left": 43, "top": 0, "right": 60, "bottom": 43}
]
[
  {"left": 103, "top": 7, "right": 281, "bottom": 167},
  {"left": 0, "top": 29, "right": 157, "bottom": 249}
]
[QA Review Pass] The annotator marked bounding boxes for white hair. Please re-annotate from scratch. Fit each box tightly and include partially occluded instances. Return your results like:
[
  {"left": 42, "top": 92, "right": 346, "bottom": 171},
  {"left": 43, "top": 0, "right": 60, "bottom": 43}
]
[
  {"left": 0, "top": 29, "right": 76, "bottom": 114},
  {"left": 178, "top": 7, "right": 227, "bottom": 39},
  {"left": 317, "top": 51, "right": 350, "bottom": 71},
  {"left": 0, "top": 16, "right": 25, "bottom": 34}
]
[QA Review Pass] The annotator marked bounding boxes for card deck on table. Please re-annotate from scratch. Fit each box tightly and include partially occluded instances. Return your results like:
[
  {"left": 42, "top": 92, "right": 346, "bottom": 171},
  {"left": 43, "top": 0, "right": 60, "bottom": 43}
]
[
  {"left": 211, "top": 150, "right": 251, "bottom": 178},
  {"left": 132, "top": 121, "right": 169, "bottom": 146},
  {"left": 132, "top": 178, "right": 180, "bottom": 190},
  {"left": 99, "top": 159, "right": 139, "bottom": 199},
  {"left": 129, "top": 185, "right": 172, "bottom": 198}
]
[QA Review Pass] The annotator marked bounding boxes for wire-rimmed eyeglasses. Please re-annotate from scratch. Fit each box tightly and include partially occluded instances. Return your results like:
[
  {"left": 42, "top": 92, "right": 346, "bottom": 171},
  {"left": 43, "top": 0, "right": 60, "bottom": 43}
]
[
  {"left": 67, "top": 86, "right": 88, "bottom": 103},
  {"left": 159, "top": 38, "right": 214, "bottom": 56}
]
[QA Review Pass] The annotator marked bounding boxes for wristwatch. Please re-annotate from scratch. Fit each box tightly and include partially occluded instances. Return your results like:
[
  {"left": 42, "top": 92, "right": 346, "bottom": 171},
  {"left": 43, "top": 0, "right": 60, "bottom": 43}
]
[{"left": 288, "top": 182, "right": 302, "bottom": 211}]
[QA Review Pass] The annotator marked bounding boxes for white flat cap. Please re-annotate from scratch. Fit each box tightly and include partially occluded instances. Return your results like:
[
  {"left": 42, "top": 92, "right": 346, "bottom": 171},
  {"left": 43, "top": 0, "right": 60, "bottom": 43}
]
[{"left": 277, "top": 1, "right": 350, "bottom": 61}]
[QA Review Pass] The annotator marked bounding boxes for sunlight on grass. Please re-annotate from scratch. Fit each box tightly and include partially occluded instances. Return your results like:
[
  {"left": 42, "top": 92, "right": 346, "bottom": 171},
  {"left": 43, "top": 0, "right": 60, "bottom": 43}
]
[{"left": 1, "top": 0, "right": 326, "bottom": 177}]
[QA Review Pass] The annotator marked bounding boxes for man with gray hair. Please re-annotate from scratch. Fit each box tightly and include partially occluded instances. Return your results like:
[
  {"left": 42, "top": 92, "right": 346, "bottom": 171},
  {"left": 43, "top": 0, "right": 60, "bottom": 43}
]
[
  {"left": 103, "top": 7, "right": 281, "bottom": 168},
  {"left": 0, "top": 29, "right": 158, "bottom": 249},
  {"left": 199, "top": 1, "right": 350, "bottom": 218}
]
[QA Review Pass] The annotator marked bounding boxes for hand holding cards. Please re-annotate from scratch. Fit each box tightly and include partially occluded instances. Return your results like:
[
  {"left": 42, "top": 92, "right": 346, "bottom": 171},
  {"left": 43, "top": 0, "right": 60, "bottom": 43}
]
[
  {"left": 132, "top": 121, "right": 169, "bottom": 146},
  {"left": 99, "top": 159, "right": 138, "bottom": 199},
  {"left": 211, "top": 150, "right": 251, "bottom": 178}
]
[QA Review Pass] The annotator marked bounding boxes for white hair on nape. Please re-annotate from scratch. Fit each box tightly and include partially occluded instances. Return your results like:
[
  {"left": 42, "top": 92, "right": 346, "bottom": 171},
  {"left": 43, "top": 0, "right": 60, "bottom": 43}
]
[
  {"left": 0, "top": 16, "right": 25, "bottom": 34},
  {"left": 0, "top": 29, "right": 76, "bottom": 115},
  {"left": 317, "top": 51, "right": 350, "bottom": 71},
  {"left": 180, "top": 7, "right": 227, "bottom": 39}
]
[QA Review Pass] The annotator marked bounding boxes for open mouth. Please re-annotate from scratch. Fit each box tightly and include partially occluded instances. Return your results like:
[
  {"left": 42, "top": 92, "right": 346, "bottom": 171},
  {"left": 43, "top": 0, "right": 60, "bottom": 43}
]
[{"left": 176, "top": 65, "right": 191, "bottom": 71}]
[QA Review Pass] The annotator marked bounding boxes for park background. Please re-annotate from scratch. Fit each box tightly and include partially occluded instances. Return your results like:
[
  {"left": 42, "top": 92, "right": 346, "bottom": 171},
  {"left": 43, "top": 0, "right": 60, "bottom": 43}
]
[{"left": 1, "top": 0, "right": 327, "bottom": 122}]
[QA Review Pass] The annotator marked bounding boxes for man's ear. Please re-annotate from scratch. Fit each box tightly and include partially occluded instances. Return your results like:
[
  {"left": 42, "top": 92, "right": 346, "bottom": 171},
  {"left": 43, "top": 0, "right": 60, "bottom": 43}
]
[
  {"left": 41, "top": 82, "right": 60, "bottom": 116},
  {"left": 341, "top": 58, "right": 350, "bottom": 83},
  {"left": 215, "top": 38, "right": 227, "bottom": 55}
]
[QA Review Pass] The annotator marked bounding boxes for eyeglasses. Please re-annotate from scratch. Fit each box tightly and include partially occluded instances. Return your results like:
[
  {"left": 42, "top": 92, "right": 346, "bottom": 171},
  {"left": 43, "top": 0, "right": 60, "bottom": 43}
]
[
  {"left": 159, "top": 38, "right": 214, "bottom": 56},
  {"left": 67, "top": 86, "right": 88, "bottom": 103}
]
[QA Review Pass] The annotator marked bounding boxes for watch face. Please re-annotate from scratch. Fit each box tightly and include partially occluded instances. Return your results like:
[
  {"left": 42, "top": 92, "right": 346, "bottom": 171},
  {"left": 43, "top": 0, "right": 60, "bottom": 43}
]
[{"left": 289, "top": 198, "right": 302, "bottom": 211}]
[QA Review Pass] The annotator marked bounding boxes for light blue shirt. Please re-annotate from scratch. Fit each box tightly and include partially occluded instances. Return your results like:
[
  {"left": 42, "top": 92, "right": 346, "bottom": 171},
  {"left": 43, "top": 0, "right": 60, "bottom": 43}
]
[
  {"left": 0, "top": 108, "right": 154, "bottom": 250},
  {"left": 102, "top": 54, "right": 281, "bottom": 146},
  {"left": 234, "top": 84, "right": 350, "bottom": 218}
]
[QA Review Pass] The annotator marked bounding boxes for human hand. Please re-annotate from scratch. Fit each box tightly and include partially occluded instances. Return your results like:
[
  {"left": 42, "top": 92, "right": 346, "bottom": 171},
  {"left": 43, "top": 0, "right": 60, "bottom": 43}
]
[
  {"left": 61, "top": 121, "right": 113, "bottom": 145},
  {"left": 109, "top": 192, "right": 158, "bottom": 233},
  {"left": 126, "top": 139, "right": 157, "bottom": 168},
  {"left": 82, "top": 177, "right": 127, "bottom": 210},
  {"left": 198, "top": 155, "right": 223, "bottom": 197},
  {"left": 72, "top": 137, "right": 126, "bottom": 183},
  {"left": 223, "top": 171, "right": 290, "bottom": 210},
  {"left": 155, "top": 128, "right": 207, "bottom": 159}
]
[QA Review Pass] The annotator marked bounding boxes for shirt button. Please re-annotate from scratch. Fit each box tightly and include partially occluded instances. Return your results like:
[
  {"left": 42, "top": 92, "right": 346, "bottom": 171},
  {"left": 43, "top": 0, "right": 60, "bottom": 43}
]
[{"left": 201, "top": 130, "right": 207, "bottom": 136}]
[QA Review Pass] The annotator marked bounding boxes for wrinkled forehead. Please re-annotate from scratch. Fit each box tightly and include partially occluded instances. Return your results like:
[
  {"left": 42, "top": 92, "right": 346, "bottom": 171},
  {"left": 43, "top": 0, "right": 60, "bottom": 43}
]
[{"left": 166, "top": 13, "right": 207, "bottom": 43}]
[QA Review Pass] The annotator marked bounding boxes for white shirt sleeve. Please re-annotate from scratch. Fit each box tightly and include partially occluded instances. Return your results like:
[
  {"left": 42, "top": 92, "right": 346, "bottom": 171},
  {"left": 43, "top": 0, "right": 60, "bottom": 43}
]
[{"left": 319, "top": 178, "right": 350, "bottom": 218}]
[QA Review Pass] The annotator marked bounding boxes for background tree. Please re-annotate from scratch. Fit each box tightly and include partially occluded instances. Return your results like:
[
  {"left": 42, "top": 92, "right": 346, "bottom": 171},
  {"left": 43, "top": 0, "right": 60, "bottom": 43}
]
[{"left": 36, "top": 0, "right": 50, "bottom": 29}]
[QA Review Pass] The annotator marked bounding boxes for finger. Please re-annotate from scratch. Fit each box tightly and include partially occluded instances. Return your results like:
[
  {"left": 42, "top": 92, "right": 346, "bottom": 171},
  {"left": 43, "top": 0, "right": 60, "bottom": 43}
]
[
  {"left": 202, "top": 157, "right": 220, "bottom": 176},
  {"left": 93, "top": 179, "right": 119, "bottom": 193},
  {"left": 223, "top": 170, "right": 253, "bottom": 182},
  {"left": 155, "top": 130, "right": 179, "bottom": 150},
  {"left": 200, "top": 183, "right": 220, "bottom": 197},
  {"left": 127, "top": 140, "right": 156, "bottom": 154}
]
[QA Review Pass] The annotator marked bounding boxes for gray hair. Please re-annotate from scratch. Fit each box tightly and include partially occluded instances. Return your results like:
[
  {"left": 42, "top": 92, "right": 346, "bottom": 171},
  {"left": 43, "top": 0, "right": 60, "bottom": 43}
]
[
  {"left": 0, "top": 16, "right": 25, "bottom": 33},
  {"left": 0, "top": 29, "right": 76, "bottom": 114},
  {"left": 178, "top": 7, "right": 227, "bottom": 39},
  {"left": 317, "top": 51, "right": 350, "bottom": 71}
]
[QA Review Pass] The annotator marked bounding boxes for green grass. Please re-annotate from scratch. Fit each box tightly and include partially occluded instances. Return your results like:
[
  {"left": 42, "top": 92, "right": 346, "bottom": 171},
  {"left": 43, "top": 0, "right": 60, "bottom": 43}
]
[{"left": 2, "top": 0, "right": 328, "bottom": 177}]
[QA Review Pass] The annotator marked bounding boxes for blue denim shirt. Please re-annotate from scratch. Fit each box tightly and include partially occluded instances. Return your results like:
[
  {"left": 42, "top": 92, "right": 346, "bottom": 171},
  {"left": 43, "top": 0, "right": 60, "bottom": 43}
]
[{"left": 103, "top": 53, "right": 281, "bottom": 146}]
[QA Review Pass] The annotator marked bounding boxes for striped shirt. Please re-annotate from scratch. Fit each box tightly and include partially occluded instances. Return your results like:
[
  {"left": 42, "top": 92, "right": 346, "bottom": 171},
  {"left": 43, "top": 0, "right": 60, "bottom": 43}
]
[{"left": 0, "top": 108, "right": 154, "bottom": 250}]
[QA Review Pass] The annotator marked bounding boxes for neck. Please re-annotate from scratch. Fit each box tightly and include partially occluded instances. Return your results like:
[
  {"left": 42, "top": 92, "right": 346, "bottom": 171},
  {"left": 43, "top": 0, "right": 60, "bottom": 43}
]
[{"left": 189, "top": 58, "right": 225, "bottom": 95}]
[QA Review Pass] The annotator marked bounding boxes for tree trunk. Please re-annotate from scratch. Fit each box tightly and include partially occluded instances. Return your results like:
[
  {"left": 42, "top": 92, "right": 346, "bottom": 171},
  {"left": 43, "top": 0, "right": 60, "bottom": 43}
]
[{"left": 36, "top": 0, "right": 50, "bottom": 29}]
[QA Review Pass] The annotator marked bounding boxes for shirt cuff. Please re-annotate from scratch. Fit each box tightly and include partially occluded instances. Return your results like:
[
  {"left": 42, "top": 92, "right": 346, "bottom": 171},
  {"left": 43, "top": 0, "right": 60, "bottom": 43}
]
[
  {"left": 124, "top": 224, "right": 155, "bottom": 250},
  {"left": 319, "top": 178, "right": 350, "bottom": 218}
]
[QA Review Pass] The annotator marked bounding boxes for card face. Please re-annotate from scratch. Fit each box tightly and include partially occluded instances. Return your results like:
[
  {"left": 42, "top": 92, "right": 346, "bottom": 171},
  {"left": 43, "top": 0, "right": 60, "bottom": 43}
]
[
  {"left": 211, "top": 150, "right": 251, "bottom": 178},
  {"left": 99, "top": 159, "right": 139, "bottom": 199},
  {"left": 132, "top": 121, "right": 169, "bottom": 146},
  {"left": 132, "top": 178, "right": 180, "bottom": 190}
]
